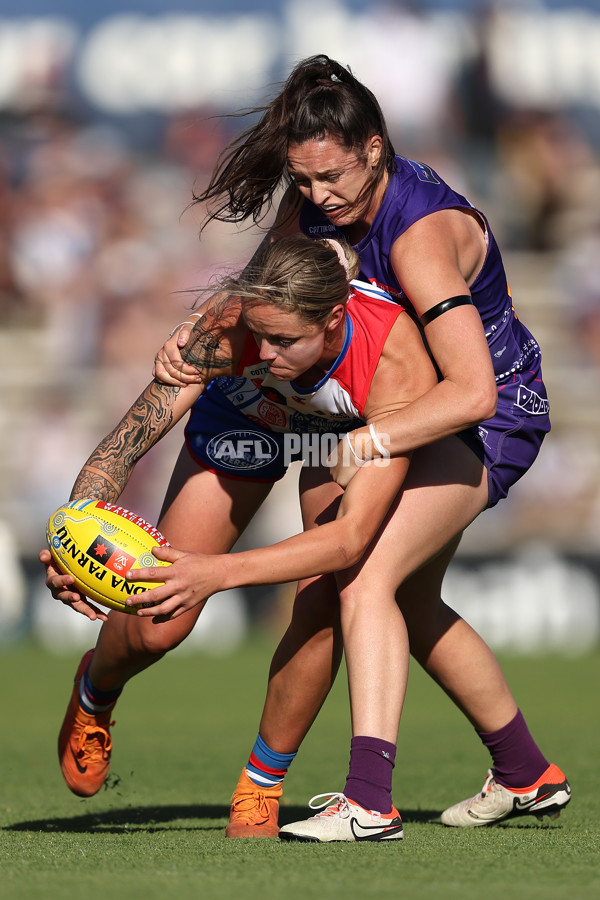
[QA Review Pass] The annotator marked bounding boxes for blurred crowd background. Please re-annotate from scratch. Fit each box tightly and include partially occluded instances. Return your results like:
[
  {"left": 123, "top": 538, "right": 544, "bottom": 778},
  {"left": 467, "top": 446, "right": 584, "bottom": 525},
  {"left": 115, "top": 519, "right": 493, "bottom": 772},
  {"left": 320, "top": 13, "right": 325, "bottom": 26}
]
[{"left": 1, "top": 0, "right": 600, "bottom": 653}]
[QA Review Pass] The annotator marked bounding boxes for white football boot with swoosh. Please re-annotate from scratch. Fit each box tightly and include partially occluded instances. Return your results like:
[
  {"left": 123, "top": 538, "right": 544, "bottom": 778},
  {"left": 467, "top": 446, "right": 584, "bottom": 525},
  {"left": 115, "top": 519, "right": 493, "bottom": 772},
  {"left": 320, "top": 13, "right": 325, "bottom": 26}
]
[
  {"left": 278, "top": 792, "right": 404, "bottom": 843},
  {"left": 441, "top": 764, "right": 571, "bottom": 827}
]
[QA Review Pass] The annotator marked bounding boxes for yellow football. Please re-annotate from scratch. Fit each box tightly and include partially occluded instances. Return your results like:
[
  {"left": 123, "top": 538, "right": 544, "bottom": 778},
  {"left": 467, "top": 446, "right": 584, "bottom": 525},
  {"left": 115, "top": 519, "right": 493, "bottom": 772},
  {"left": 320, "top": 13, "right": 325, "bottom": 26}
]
[{"left": 46, "top": 499, "right": 170, "bottom": 613}]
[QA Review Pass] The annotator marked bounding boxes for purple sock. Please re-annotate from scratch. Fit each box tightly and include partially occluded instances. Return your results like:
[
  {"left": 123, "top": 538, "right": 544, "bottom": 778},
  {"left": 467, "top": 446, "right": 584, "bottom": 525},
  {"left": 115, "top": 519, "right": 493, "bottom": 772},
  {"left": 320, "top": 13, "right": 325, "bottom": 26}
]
[
  {"left": 343, "top": 736, "right": 396, "bottom": 814},
  {"left": 479, "top": 709, "right": 549, "bottom": 789}
]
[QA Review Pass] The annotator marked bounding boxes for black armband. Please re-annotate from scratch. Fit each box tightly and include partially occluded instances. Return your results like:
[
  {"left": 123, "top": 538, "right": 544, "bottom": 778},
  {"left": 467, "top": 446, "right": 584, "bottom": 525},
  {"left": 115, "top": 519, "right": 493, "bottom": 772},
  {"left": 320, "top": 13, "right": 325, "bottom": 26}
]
[{"left": 420, "top": 295, "right": 473, "bottom": 326}]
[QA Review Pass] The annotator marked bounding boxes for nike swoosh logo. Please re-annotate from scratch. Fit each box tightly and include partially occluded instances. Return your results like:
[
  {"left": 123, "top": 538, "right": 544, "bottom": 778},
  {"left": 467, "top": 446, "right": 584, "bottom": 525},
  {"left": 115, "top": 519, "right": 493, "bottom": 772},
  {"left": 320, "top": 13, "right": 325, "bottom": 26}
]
[
  {"left": 513, "top": 782, "right": 571, "bottom": 814},
  {"left": 71, "top": 748, "right": 87, "bottom": 774},
  {"left": 514, "top": 789, "right": 558, "bottom": 811},
  {"left": 350, "top": 816, "right": 403, "bottom": 841},
  {"left": 514, "top": 797, "right": 543, "bottom": 810}
]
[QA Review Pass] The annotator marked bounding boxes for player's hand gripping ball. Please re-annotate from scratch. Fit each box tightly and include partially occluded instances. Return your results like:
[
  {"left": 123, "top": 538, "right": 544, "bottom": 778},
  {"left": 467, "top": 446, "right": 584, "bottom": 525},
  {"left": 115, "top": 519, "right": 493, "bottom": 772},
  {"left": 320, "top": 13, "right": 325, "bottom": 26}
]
[{"left": 46, "top": 499, "right": 170, "bottom": 613}]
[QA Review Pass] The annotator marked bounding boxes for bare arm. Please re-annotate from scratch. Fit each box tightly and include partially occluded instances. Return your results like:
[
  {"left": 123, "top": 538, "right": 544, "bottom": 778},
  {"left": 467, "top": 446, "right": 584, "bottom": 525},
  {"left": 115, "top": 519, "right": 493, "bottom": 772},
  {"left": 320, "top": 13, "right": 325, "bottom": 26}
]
[
  {"left": 41, "top": 302, "right": 242, "bottom": 618},
  {"left": 40, "top": 380, "right": 203, "bottom": 620},
  {"left": 330, "top": 209, "right": 497, "bottom": 483},
  {"left": 376, "top": 208, "right": 497, "bottom": 451},
  {"left": 127, "top": 453, "right": 410, "bottom": 620},
  {"left": 154, "top": 187, "right": 303, "bottom": 385},
  {"left": 70, "top": 381, "right": 202, "bottom": 503},
  {"left": 73, "top": 296, "right": 242, "bottom": 502}
]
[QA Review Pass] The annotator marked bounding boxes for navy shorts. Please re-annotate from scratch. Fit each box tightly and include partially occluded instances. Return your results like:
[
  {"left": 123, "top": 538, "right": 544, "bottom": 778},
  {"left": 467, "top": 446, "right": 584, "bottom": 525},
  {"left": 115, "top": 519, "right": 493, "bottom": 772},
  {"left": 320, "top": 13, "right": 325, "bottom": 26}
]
[{"left": 185, "top": 382, "right": 304, "bottom": 482}]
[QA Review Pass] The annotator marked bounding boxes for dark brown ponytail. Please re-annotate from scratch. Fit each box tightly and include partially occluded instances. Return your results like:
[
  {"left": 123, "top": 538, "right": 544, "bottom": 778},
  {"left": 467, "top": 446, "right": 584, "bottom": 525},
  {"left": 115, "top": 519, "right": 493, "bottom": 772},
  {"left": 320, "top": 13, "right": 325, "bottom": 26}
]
[{"left": 193, "top": 55, "right": 396, "bottom": 228}]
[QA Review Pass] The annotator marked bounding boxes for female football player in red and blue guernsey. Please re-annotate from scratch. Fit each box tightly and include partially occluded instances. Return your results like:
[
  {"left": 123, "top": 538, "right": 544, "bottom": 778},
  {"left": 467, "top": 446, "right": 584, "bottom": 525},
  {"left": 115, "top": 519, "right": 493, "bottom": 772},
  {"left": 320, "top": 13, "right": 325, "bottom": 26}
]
[
  {"left": 42, "top": 235, "right": 435, "bottom": 841},
  {"left": 148, "top": 55, "right": 570, "bottom": 840},
  {"left": 45, "top": 55, "right": 571, "bottom": 841}
]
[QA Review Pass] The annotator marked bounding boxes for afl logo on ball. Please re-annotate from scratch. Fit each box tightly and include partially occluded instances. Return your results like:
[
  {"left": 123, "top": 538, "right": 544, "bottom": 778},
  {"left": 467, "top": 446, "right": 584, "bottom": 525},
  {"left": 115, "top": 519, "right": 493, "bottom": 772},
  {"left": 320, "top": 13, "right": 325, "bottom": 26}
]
[{"left": 206, "top": 430, "right": 279, "bottom": 470}]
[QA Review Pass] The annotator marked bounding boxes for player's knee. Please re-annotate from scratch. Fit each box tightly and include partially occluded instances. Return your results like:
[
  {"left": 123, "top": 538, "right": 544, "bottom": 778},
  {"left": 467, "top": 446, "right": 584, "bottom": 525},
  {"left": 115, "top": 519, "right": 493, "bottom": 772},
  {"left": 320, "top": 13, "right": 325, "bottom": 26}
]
[
  {"left": 404, "top": 598, "right": 462, "bottom": 663},
  {"left": 294, "top": 577, "right": 339, "bottom": 625},
  {"left": 128, "top": 616, "right": 196, "bottom": 658}
]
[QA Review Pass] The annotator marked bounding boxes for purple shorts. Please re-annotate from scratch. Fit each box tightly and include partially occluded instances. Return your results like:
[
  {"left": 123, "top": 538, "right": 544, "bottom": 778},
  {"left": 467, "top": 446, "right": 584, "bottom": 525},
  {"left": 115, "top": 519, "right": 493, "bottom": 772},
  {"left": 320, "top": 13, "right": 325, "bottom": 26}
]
[{"left": 458, "top": 365, "right": 551, "bottom": 508}]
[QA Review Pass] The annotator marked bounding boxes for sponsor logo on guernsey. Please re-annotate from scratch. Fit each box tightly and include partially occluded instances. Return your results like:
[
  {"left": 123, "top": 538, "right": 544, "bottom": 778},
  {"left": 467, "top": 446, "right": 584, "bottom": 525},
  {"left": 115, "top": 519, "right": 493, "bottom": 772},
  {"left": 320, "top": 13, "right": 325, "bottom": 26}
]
[
  {"left": 249, "top": 365, "right": 269, "bottom": 378},
  {"left": 307, "top": 224, "right": 338, "bottom": 234}
]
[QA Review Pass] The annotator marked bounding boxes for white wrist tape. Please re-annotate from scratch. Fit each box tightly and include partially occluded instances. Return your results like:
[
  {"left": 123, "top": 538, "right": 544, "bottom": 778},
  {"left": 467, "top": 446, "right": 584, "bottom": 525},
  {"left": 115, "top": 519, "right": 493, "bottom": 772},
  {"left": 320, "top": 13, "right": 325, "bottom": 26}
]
[
  {"left": 169, "top": 312, "right": 203, "bottom": 337},
  {"left": 369, "top": 423, "right": 390, "bottom": 459},
  {"left": 344, "top": 432, "right": 366, "bottom": 466}
]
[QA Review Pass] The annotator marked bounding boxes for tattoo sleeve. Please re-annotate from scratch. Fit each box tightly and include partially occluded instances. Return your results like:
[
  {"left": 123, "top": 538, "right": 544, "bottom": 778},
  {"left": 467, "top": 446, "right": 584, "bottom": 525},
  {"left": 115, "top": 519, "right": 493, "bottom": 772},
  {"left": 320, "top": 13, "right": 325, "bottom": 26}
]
[
  {"left": 70, "top": 382, "right": 182, "bottom": 504},
  {"left": 70, "top": 291, "right": 241, "bottom": 503},
  {"left": 180, "top": 309, "right": 236, "bottom": 372}
]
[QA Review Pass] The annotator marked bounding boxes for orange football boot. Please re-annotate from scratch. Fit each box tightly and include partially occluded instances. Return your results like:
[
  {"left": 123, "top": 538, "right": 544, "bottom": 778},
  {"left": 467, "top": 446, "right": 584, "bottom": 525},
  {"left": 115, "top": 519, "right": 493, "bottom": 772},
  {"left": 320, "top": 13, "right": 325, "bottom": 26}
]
[
  {"left": 225, "top": 769, "right": 282, "bottom": 838},
  {"left": 58, "top": 649, "right": 115, "bottom": 797}
]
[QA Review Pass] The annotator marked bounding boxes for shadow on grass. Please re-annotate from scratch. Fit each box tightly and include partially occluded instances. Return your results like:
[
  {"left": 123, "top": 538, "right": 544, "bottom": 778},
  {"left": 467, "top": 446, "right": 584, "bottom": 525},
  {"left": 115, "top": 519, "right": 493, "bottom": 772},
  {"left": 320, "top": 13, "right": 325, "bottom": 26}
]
[
  {"left": 3, "top": 805, "right": 442, "bottom": 834},
  {"left": 4, "top": 805, "right": 232, "bottom": 834}
]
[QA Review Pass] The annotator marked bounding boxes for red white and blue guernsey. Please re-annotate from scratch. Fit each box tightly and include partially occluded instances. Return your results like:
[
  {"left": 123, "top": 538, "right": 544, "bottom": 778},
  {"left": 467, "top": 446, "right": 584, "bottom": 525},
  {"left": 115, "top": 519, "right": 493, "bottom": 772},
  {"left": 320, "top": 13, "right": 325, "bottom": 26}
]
[
  {"left": 299, "top": 155, "right": 551, "bottom": 507},
  {"left": 185, "top": 281, "right": 403, "bottom": 481}
]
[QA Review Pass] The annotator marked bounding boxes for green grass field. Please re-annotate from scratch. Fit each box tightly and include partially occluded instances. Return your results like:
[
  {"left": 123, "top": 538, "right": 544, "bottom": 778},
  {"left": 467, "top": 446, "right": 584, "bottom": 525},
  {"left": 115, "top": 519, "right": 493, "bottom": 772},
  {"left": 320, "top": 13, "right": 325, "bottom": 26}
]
[{"left": 1, "top": 637, "right": 598, "bottom": 900}]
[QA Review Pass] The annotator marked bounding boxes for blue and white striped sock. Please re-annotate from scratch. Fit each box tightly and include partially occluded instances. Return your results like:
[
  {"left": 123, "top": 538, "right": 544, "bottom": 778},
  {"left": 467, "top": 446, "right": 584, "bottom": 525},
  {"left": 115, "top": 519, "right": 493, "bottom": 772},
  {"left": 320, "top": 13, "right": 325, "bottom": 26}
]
[
  {"left": 246, "top": 733, "right": 297, "bottom": 787},
  {"left": 79, "top": 667, "right": 122, "bottom": 715}
]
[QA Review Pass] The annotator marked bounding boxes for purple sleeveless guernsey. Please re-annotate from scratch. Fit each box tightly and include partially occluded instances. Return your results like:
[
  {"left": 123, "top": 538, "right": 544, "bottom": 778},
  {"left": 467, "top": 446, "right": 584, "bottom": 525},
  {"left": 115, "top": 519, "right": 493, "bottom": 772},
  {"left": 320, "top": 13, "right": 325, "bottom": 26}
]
[{"left": 299, "top": 155, "right": 551, "bottom": 506}]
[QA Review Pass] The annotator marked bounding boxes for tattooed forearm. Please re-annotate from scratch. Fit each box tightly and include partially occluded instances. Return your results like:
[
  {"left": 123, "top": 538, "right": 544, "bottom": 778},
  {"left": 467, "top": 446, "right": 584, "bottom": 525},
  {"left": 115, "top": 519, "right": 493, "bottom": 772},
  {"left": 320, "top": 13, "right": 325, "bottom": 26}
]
[
  {"left": 70, "top": 382, "right": 182, "bottom": 503},
  {"left": 181, "top": 313, "right": 234, "bottom": 372},
  {"left": 71, "top": 466, "right": 123, "bottom": 504}
]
